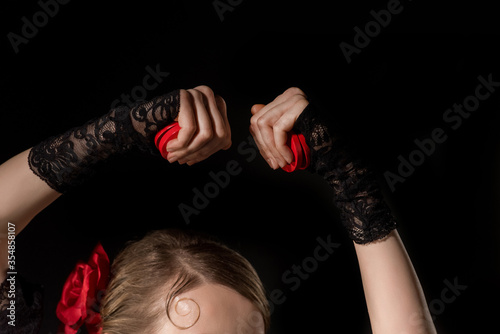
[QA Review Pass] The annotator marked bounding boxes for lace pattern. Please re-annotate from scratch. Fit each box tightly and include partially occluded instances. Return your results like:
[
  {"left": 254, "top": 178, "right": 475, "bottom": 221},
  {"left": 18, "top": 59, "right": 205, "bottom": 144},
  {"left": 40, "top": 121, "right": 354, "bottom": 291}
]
[
  {"left": 0, "top": 275, "right": 43, "bottom": 334},
  {"left": 295, "top": 104, "right": 397, "bottom": 244},
  {"left": 28, "top": 91, "right": 180, "bottom": 194},
  {"left": 130, "top": 91, "right": 181, "bottom": 147}
]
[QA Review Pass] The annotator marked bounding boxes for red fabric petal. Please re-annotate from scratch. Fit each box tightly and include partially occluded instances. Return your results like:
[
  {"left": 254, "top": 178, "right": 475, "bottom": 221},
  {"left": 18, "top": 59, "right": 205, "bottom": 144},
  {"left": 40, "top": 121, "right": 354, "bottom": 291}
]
[{"left": 56, "top": 243, "right": 110, "bottom": 334}]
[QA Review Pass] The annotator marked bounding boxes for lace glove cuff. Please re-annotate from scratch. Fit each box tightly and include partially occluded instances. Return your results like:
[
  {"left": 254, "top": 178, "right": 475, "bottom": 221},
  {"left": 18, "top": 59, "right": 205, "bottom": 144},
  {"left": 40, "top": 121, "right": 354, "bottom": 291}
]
[
  {"left": 294, "top": 103, "right": 397, "bottom": 244},
  {"left": 28, "top": 90, "right": 180, "bottom": 194}
]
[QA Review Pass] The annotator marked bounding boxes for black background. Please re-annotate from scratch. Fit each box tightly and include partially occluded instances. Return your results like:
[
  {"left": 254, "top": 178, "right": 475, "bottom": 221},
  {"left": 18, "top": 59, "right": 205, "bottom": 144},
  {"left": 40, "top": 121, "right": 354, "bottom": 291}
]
[{"left": 1, "top": 0, "right": 500, "bottom": 333}]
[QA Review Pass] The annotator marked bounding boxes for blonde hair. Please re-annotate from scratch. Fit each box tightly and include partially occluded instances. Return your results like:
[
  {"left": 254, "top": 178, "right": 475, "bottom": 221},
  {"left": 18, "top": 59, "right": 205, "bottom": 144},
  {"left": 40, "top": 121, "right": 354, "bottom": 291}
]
[{"left": 100, "top": 229, "right": 270, "bottom": 333}]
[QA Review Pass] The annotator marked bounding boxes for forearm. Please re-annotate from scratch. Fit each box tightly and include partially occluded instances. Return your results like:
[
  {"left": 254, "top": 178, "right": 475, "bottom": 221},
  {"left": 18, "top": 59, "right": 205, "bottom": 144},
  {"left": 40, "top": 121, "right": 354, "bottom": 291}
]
[
  {"left": 354, "top": 230, "right": 436, "bottom": 334},
  {"left": 0, "top": 87, "right": 226, "bottom": 284},
  {"left": 291, "top": 100, "right": 433, "bottom": 331},
  {"left": 0, "top": 149, "right": 61, "bottom": 280},
  {"left": 250, "top": 91, "right": 435, "bottom": 332}
]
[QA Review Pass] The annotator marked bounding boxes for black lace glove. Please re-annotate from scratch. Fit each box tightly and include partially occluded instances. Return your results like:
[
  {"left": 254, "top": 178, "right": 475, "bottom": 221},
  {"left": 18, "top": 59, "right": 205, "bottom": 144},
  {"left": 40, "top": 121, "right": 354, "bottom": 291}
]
[
  {"left": 28, "top": 90, "right": 180, "bottom": 194},
  {"left": 294, "top": 103, "right": 397, "bottom": 244}
]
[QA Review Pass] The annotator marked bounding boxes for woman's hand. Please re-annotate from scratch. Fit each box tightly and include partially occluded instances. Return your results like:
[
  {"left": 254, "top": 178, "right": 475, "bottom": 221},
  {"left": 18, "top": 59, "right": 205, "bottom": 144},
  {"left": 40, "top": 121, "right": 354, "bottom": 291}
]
[
  {"left": 166, "top": 85, "right": 231, "bottom": 165},
  {"left": 249, "top": 87, "right": 309, "bottom": 169}
]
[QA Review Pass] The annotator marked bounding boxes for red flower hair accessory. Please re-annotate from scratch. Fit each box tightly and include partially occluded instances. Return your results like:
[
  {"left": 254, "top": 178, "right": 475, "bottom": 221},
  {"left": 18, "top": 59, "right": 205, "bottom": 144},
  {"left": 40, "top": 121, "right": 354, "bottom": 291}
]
[{"left": 56, "top": 243, "right": 110, "bottom": 334}]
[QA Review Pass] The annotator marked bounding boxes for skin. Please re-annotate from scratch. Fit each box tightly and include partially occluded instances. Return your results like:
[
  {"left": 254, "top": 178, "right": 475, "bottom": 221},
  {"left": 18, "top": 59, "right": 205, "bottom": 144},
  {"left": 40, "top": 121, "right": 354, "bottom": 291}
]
[
  {"left": 250, "top": 87, "right": 436, "bottom": 334},
  {"left": 0, "top": 85, "right": 231, "bottom": 282},
  {"left": 0, "top": 84, "right": 262, "bottom": 334},
  {"left": 249, "top": 87, "right": 309, "bottom": 169},
  {"left": 157, "top": 283, "right": 264, "bottom": 334},
  {"left": 0, "top": 84, "right": 436, "bottom": 333},
  {"left": 167, "top": 86, "right": 231, "bottom": 165},
  {"left": 354, "top": 231, "right": 436, "bottom": 334}
]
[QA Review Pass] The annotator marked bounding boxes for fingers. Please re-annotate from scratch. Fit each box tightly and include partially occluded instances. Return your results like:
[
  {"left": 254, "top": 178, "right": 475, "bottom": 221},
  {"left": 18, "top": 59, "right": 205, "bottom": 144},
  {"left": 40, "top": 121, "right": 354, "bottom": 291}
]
[
  {"left": 159, "top": 86, "right": 309, "bottom": 168},
  {"left": 249, "top": 87, "right": 309, "bottom": 169},
  {"left": 216, "top": 95, "right": 232, "bottom": 150},
  {"left": 165, "top": 85, "right": 232, "bottom": 165},
  {"left": 251, "top": 104, "right": 266, "bottom": 115},
  {"left": 169, "top": 89, "right": 196, "bottom": 151}
]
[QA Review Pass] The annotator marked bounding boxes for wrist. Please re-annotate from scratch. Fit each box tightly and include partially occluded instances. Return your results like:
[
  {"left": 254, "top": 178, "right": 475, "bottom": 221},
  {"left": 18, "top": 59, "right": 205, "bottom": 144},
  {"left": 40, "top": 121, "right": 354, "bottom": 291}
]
[
  {"left": 294, "top": 102, "right": 397, "bottom": 244},
  {"left": 128, "top": 90, "right": 181, "bottom": 152}
]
